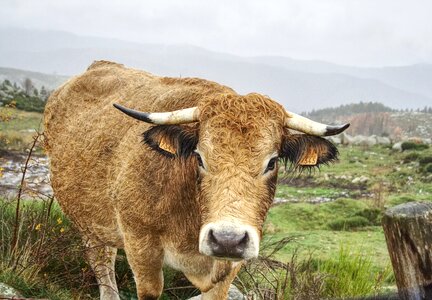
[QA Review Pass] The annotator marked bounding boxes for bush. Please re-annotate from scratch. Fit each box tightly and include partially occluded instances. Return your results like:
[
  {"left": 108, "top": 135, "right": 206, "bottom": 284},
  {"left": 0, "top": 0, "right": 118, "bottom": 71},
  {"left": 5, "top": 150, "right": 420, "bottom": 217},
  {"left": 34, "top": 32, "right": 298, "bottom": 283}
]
[
  {"left": 419, "top": 156, "right": 432, "bottom": 166},
  {"left": 401, "top": 142, "right": 429, "bottom": 151},
  {"left": 422, "top": 163, "right": 432, "bottom": 174},
  {"left": 402, "top": 152, "right": 419, "bottom": 163},
  {"left": 353, "top": 208, "right": 382, "bottom": 226},
  {"left": 2, "top": 95, "right": 45, "bottom": 113},
  {"left": 389, "top": 195, "right": 416, "bottom": 206},
  {"left": 327, "top": 216, "right": 370, "bottom": 231},
  {"left": 318, "top": 247, "right": 392, "bottom": 298}
]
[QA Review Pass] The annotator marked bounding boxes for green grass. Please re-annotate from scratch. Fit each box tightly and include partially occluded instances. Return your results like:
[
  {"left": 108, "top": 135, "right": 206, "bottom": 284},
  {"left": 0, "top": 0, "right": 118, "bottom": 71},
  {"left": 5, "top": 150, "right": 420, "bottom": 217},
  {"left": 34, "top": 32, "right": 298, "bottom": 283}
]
[
  {"left": 275, "top": 185, "right": 344, "bottom": 200},
  {"left": 263, "top": 199, "right": 389, "bottom": 269},
  {"left": 261, "top": 143, "right": 432, "bottom": 296},
  {"left": 2, "top": 119, "right": 431, "bottom": 298},
  {"left": 0, "top": 108, "right": 43, "bottom": 151}
]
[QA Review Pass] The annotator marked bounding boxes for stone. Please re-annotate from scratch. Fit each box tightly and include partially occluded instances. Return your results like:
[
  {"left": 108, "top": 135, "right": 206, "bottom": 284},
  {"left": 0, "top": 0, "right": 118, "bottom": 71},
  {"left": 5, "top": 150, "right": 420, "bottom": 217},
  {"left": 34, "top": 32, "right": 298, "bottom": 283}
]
[
  {"left": 352, "top": 175, "right": 369, "bottom": 184},
  {"left": 376, "top": 136, "right": 391, "bottom": 145},
  {"left": 188, "top": 284, "right": 245, "bottom": 300},
  {"left": 392, "top": 142, "right": 402, "bottom": 152},
  {"left": 0, "top": 282, "right": 22, "bottom": 298}
]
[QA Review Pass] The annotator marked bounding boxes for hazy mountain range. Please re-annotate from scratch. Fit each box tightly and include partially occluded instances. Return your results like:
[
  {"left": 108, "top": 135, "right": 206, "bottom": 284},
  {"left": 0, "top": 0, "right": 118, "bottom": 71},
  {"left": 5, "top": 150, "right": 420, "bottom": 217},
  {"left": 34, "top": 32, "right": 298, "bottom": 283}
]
[{"left": 1, "top": 27, "right": 431, "bottom": 112}]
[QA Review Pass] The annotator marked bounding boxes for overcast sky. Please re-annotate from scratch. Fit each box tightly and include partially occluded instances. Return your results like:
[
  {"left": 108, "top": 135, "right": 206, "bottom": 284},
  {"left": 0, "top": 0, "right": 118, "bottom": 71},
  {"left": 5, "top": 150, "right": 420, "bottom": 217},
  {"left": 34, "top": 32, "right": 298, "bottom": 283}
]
[{"left": 1, "top": 0, "right": 431, "bottom": 67}]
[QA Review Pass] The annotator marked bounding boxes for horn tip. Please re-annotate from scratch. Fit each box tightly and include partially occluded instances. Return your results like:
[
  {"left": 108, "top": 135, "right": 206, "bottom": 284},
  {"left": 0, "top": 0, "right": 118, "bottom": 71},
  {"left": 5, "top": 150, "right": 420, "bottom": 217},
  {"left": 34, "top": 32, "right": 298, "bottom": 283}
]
[
  {"left": 113, "top": 103, "right": 154, "bottom": 123},
  {"left": 325, "top": 123, "right": 350, "bottom": 136}
]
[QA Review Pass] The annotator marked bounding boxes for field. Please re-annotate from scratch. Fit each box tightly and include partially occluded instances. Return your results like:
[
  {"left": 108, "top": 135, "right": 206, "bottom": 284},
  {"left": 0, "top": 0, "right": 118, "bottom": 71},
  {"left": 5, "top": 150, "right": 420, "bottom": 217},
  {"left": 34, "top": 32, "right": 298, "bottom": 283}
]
[
  {"left": 0, "top": 108, "right": 44, "bottom": 151},
  {"left": 1, "top": 108, "right": 432, "bottom": 299}
]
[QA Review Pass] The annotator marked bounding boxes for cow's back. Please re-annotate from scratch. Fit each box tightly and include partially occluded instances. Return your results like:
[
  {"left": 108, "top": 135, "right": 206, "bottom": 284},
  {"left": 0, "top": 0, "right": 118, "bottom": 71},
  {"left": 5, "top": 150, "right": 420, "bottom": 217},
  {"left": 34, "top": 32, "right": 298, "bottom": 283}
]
[{"left": 44, "top": 61, "right": 233, "bottom": 246}]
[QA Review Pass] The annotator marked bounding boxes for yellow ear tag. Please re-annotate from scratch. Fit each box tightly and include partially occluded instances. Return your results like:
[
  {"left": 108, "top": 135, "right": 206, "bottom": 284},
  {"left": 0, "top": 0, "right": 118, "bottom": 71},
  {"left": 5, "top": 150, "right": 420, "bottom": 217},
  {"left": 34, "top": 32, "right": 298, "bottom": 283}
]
[
  {"left": 159, "top": 138, "right": 176, "bottom": 155},
  {"left": 299, "top": 148, "right": 318, "bottom": 166}
]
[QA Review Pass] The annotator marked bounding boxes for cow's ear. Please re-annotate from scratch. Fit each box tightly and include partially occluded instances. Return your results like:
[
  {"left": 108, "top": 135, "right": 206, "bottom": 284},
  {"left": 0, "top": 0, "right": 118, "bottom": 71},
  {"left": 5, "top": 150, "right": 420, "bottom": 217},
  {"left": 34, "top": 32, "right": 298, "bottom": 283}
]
[
  {"left": 280, "top": 133, "right": 339, "bottom": 168},
  {"left": 143, "top": 124, "right": 199, "bottom": 158}
]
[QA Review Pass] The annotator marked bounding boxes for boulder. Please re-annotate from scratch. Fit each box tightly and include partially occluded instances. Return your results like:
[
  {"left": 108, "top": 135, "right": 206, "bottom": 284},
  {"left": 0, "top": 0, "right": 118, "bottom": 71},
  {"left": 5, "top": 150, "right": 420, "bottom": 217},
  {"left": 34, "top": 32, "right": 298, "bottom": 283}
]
[
  {"left": 376, "top": 136, "right": 391, "bottom": 145},
  {"left": 0, "top": 282, "right": 22, "bottom": 298},
  {"left": 340, "top": 132, "right": 354, "bottom": 145},
  {"left": 392, "top": 142, "right": 403, "bottom": 152},
  {"left": 327, "top": 136, "right": 341, "bottom": 144},
  {"left": 352, "top": 176, "right": 369, "bottom": 184},
  {"left": 188, "top": 284, "right": 244, "bottom": 300}
]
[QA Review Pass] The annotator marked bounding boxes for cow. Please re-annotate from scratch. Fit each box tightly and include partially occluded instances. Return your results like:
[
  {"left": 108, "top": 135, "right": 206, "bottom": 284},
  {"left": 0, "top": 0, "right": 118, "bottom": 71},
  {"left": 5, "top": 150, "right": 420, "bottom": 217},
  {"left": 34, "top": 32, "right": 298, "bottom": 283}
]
[{"left": 44, "top": 60, "right": 349, "bottom": 300}]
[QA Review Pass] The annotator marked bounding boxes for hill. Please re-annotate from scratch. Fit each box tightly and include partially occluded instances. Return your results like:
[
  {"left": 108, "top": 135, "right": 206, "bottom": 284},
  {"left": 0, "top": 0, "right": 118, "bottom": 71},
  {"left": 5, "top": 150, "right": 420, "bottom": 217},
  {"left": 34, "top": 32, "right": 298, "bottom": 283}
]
[
  {"left": 0, "top": 28, "right": 431, "bottom": 112},
  {"left": 305, "top": 102, "right": 432, "bottom": 138},
  {"left": 0, "top": 67, "right": 68, "bottom": 90}
]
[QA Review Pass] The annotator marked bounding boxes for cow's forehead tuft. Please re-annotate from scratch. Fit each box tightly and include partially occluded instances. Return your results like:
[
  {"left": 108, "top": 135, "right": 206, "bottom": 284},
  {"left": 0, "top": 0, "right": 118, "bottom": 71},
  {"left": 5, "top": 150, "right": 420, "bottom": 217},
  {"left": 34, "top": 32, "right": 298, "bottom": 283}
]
[{"left": 198, "top": 93, "right": 286, "bottom": 124}]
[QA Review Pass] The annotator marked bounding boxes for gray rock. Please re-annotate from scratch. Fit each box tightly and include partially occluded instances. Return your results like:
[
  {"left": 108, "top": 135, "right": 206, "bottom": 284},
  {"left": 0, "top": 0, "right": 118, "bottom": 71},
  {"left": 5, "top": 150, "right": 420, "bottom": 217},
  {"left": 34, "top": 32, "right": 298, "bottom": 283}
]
[
  {"left": 352, "top": 175, "right": 369, "bottom": 184},
  {"left": 0, "top": 282, "right": 22, "bottom": 298},
  {"left": 188, "top": 284, "right": 244, "bottom": 300},
  {"left": 327, "top": 136, "right": 341, "bottom": 144},
  {"left": 340, "top": 132, "right": 354, "bottom": 145},
  {"left": 392, "top": 142, "right": 403, "bottom": 152},
  {"left": 376, "top": 136, "right": 391, "bottom": 145}
]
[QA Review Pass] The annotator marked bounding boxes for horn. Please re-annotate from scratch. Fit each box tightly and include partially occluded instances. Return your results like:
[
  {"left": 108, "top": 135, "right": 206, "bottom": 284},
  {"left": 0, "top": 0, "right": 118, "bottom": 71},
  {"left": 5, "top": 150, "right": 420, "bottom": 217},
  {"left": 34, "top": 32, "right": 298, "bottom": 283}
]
[
  {"left": 285, "top": 111, "right": 350, "bottom": 136},
  {"left": 113, "top": 103, "right": 199, "bottom": 124}
]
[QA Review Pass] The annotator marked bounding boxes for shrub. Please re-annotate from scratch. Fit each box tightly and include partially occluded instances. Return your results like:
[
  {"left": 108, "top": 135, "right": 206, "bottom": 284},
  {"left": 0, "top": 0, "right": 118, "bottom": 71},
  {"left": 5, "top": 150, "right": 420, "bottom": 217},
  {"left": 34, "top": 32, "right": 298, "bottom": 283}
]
[
  {"left": 419, "top": 156, "right": 432, "bottom": 166},
  {"left": 318, "top": 247, "right": 392, "bottom": 298},
  {"left": 327, "top": 216, "right": 370, "bottom": 231},
  {"left": 401, "top": 142, "right": 429, "bottom": 151},
  {"left": 354, "top": 208, "right": 382, "bottom": 226},
  {"left": 389, "top": 195, "right": 416, "bottom": 206},
  {"left": 422, "top": 163, "right": 432, "bottom": 174},
  {"left": 402, "top": 152, "right": 419, "bottom": 163}
]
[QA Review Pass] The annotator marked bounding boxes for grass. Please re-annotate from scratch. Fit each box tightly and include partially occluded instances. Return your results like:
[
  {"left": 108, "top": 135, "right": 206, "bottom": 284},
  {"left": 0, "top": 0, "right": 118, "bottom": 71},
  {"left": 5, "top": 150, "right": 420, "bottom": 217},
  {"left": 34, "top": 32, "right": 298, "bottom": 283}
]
[
  {"left": 0, "top": 108, "right": 43, "bottom": 151},
  {"left": 2, "top": 110, "right": 431, "bottom": 298}
]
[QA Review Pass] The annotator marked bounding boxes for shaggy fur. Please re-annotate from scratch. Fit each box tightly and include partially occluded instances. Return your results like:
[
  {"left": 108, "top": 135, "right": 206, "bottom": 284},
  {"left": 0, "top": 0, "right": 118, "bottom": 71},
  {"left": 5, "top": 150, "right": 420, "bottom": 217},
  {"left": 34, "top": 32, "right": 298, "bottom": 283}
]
[{"left": 44, "top": 60, "right": 339, "bottom": 300}]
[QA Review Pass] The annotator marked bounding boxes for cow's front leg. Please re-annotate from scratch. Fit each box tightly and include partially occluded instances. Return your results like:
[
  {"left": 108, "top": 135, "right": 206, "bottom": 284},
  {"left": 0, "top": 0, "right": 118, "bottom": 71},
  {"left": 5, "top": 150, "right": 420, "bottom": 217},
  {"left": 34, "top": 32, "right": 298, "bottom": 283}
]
[
  {"left": 201, "top": 262, "right": 243, "bottom": 300},
  {"left": 124, "top": 234, "right": 164, "bottom": 300}
]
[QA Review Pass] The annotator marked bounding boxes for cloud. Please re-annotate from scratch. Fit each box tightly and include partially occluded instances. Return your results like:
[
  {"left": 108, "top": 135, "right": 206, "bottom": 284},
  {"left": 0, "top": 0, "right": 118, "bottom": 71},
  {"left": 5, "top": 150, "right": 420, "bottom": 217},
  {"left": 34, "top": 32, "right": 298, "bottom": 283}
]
[{"left": 1, "top": 0, "right": 431, "bottom": 66}]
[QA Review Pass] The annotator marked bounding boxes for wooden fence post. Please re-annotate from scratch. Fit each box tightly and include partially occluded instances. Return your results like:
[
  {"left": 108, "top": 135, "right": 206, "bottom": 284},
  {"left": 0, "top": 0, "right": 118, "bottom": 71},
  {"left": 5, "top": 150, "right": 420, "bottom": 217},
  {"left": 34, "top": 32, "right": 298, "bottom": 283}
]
[{"left": 382, "top": 202, "right": 432, "bottom": 300}]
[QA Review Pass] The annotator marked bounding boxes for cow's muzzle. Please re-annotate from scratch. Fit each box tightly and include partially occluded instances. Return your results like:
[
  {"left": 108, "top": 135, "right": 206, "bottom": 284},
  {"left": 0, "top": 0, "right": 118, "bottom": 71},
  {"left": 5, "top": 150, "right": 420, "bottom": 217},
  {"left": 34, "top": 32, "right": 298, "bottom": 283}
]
[{"left": 199, "top": 222, "right": 259, "bottom": 260}]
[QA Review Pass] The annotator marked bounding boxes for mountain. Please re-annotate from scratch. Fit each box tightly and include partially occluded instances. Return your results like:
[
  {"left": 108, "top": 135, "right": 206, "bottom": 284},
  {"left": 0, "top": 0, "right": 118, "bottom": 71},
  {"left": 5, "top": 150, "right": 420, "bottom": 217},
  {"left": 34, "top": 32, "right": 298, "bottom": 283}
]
[
  {"left": 0, "top": 67, "right": 68, "bottom": 90},
  {"left": 0, "top": 27, "right": 431, "bottom": 112}
]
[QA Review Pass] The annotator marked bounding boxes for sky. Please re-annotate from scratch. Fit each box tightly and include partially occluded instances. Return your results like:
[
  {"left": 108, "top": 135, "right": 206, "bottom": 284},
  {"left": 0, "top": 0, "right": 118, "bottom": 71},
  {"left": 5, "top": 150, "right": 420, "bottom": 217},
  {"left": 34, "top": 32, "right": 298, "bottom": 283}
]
[{"left": 1, "top": 0, "right": 432, "bottom": 67}]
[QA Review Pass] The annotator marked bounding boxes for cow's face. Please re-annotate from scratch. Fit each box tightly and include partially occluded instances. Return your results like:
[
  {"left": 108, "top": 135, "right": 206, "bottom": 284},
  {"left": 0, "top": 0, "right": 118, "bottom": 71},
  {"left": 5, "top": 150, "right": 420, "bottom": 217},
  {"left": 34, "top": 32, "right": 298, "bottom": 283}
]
[
  {"left": 194, "top": 94, "right": 285, "bottom": 260},
  {"left": 115, "top": 94, "right": 346, "bottom": 261}
]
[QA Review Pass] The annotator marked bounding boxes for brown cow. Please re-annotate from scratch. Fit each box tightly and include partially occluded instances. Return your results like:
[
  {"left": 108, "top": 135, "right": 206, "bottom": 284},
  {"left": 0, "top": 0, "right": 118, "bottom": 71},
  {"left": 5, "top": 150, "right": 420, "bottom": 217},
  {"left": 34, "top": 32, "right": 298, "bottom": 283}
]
[{"left": 44, "top": 61, "right": 348, "bottom": 300}]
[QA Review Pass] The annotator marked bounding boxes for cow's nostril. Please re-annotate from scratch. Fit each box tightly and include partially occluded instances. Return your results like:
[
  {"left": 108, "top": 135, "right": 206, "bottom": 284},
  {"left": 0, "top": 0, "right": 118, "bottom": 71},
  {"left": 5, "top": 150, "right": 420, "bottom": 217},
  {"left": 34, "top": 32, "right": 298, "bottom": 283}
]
[
  {"left": 207, "top": 229, "right": 249, "bottom": 258},
  {"left": 208, "top": 229, "right": 217, "bottom": 244},
  {"left": 239, "top": 232, "right": 249, "bottom": 247}
]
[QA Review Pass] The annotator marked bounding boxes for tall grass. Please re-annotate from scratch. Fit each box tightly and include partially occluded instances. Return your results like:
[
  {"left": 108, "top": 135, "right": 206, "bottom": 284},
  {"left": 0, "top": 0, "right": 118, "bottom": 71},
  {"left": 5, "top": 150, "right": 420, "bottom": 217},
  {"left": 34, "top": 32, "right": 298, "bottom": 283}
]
[
  {"left": 0, "top": 136, "right": 394, "bottom": 299},
  {"left": 0, "top": 198, "right": 89, "bottom": 299},
  {"left": 236, "top": 237, "right": 392, "bottom": 299}
]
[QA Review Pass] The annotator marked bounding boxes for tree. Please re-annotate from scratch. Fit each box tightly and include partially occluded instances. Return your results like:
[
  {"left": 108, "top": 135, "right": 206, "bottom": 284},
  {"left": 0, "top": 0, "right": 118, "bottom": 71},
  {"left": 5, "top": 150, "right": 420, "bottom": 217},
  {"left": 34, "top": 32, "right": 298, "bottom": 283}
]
[
  {"left": 22, "top": 78, "right": 34, "bottom": 95},
  {"left": 40, "top": 86, "right": 49, "bottom": 100}
]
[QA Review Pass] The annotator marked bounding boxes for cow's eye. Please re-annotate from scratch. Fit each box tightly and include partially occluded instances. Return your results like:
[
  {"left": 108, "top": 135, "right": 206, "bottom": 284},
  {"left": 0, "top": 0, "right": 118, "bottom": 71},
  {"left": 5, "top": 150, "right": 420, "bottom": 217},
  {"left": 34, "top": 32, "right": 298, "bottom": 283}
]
[
  {"left": 265, "top": 157, "right": 278, "bottom": 173},
  {"left": 195, "top": 153, "right": 204, "bottom": 168}
]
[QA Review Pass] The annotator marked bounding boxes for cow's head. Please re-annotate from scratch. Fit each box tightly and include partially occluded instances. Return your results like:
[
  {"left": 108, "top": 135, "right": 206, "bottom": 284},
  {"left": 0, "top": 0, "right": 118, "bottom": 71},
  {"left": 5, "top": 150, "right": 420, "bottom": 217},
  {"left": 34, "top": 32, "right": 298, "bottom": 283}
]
[{"left": 114, "top": 94, "right": 348, "bottom": 261}]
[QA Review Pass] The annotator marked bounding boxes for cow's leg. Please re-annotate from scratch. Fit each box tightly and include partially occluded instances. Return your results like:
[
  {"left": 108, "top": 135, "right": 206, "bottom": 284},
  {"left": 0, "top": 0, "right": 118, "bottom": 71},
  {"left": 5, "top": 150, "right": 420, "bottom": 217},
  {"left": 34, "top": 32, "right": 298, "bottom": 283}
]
[
  {"left": 201, "top": 262, "right": 243, "bottom": 300},
  {"left": 124, "top": 235, "right": 164, "bottom": 300},
  {"left": 85, "top": 239, "right": 120, "bottom": 300}
]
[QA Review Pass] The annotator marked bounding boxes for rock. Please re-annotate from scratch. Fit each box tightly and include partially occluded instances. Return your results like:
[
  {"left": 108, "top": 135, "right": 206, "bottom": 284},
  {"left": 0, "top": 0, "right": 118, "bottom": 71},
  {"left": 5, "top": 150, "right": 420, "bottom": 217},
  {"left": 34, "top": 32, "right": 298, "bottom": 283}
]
[
  {"left": 392, "top": 142, "right": 403, "bottom": 152},
  {"left": 188, "top": 284, "right": 245, "bottom": 300},
  {"left": 0, "top": 282, "right": 22, "bottom": 298},
  {"left": 327, "top": 136, "right": 341, "bottom": 144},
  {"left": 376, "top": 136, "right": 391, "bottom": 145},
  {"left": 352, "top": 175, "right": 369, "bottom": 184},
  {"left": 340, "top": 132, "right": 354, "bottom": 145}
]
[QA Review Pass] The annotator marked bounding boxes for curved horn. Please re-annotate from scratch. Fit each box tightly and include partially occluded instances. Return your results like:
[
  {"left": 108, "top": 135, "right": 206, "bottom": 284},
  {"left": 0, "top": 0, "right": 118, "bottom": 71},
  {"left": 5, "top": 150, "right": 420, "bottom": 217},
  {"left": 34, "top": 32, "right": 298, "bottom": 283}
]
[
  {"left": 113, "top": 103, "right": 199, "bottom": 125},
  {"left": 285, "top": 111, "right": 350, "bottom": 136}
]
